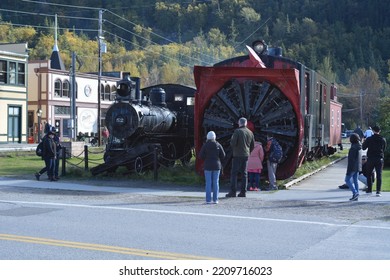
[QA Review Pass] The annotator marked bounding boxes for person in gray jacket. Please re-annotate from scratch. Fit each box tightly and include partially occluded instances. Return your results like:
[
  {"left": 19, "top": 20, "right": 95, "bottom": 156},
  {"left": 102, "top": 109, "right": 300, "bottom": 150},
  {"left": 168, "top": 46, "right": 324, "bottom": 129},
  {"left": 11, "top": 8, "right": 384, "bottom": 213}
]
[
  {"left": 199, "top": 131, "right": 226, "bottom": 204},
  {"left": 226, "top": 117, "right": 255, "bottom": 198}
]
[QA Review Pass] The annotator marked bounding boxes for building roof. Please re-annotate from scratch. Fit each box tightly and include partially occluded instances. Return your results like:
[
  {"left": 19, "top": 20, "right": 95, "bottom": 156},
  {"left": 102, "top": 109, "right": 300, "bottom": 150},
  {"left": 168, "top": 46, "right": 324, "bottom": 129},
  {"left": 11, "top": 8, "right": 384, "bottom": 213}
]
[{"left": 50, "top": 45, "right": 66, "bottom": 70}]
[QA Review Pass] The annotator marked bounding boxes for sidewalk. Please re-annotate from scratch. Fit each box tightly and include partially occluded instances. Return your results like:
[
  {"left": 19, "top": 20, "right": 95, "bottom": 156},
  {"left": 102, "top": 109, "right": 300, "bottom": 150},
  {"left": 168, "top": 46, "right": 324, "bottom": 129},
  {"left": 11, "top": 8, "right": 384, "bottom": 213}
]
[
  {"left": 0, "top": 143, "right": 37, "bottom": 152},
  {"left": 0, "top": 143, "right": 388, "bottom": 203},
  {"left": 0, "top": 157, "right": 388, "bottom": 204}
]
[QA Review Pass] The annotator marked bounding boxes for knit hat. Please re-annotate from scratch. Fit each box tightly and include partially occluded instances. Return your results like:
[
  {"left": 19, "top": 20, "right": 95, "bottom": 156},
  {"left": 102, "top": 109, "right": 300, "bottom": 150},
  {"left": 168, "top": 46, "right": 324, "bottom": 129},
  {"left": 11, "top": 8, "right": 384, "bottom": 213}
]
[{"left": 207, "top": 131, "right": 216, "bottom": 140}]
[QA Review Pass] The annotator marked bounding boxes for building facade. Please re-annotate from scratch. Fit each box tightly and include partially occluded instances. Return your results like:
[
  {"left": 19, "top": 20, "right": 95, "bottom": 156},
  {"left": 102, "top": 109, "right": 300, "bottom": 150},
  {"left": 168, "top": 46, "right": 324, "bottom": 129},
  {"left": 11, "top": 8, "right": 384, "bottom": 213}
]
[
  {"left": 0, "top": 43, "right": 29, "bottom": 144},
  {"left": 28, "top": 60, "right": 120, "bottom": 143}
]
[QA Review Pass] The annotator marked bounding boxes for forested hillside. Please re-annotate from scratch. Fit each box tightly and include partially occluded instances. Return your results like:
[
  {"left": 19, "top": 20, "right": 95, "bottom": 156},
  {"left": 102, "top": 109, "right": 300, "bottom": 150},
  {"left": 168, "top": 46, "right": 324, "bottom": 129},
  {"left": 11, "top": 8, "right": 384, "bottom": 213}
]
[{"left": 1, "top": 0, "right": 390, "bottom": 134}]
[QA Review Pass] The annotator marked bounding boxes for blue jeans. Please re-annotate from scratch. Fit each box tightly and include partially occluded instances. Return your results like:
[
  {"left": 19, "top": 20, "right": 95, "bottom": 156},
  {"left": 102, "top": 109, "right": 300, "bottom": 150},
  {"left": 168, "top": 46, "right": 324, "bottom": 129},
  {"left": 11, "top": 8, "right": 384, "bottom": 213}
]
[
  {"left": 267, "top": 160, "right": 278, "bottom": 188},
  {"left": 204, "top": 170, "right": 221, "bottom": 203},
  {"left": 345, "top": 172, "right": 359, "bottom": 195},
  {"left": 230, "top": 156, "right": 248, "bottom": 193}
]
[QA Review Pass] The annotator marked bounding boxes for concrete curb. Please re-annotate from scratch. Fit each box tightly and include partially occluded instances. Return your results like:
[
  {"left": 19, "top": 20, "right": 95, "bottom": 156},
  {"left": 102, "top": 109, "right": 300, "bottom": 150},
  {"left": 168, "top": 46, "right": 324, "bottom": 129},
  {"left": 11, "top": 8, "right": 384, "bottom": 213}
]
[{"left": 283, "top": 156, "right": 347, "bottom": 189}]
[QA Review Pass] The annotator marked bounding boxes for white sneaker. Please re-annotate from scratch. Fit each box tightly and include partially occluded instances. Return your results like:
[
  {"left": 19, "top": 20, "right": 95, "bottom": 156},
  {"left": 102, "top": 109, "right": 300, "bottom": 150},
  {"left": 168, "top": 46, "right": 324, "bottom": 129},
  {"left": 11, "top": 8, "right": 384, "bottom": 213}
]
[{"left": 376, "top": 193, "right": 381, "bottom": 197}]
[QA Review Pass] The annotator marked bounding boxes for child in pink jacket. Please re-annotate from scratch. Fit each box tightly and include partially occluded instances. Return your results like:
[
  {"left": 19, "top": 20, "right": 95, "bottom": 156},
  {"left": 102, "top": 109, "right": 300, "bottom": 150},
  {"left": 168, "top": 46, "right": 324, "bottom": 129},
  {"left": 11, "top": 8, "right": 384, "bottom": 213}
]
[{"left": 247, "top": 141, "right": 264, "bottom": 191}]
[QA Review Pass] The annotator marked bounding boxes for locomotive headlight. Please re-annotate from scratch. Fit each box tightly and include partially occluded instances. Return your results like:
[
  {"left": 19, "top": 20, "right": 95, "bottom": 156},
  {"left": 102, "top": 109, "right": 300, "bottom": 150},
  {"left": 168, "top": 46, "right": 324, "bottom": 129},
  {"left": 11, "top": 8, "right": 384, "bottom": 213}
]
[{"left": 252, "top": 40, "right": 268, "bottom": 55}]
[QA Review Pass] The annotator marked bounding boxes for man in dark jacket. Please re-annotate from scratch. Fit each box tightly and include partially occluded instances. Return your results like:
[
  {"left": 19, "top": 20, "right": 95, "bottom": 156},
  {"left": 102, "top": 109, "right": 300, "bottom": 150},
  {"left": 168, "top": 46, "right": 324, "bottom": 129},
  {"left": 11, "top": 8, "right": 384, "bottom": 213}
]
[
  {"left": 362, "top": 125, "right": 387, "bottom": 196},
  {"left": 35, "top": 130, "right": 57, "bottom": 181},
  {"left": 226, "top": 117, "right": 255, "bottom": 198}
]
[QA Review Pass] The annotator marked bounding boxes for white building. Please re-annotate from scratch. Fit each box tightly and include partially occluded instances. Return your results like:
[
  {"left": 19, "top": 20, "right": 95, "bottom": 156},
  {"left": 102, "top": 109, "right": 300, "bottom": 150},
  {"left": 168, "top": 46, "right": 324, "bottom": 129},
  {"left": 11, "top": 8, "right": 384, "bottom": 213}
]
[
  {"left": 28, "top": 47, "right": 121, "bottom": 143},
  {"left": 0, "top": 43, "right": 29, "bottom": 144}
]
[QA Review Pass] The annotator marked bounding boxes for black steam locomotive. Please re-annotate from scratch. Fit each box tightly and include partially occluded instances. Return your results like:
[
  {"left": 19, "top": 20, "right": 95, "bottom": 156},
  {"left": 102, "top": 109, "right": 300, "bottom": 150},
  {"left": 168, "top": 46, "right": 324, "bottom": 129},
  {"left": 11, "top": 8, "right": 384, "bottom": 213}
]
[{"left": 91, "top": 73, "right": 195, "bottom": 175}]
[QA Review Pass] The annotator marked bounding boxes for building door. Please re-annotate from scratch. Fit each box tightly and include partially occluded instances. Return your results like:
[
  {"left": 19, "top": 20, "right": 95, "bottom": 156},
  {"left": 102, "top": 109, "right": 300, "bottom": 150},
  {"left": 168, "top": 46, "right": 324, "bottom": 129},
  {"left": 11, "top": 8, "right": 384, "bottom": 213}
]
[{"left": 8, "top": 106, "right": 21, "bottom": 143}]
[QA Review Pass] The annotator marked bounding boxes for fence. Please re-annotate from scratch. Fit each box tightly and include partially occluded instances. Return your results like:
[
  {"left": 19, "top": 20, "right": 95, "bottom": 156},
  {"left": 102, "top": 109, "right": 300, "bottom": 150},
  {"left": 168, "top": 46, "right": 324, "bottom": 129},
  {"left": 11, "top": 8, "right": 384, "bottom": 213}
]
[{"left": 60, "top": 145, "right": 194, "bottom": 181}]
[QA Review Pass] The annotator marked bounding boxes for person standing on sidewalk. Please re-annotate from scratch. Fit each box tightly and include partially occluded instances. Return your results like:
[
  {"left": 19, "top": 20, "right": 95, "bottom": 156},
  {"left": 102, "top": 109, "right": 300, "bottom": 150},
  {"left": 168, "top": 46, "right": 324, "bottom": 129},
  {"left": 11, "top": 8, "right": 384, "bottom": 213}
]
[
  {"left": 199, "top": 131, "right": 226, "bottom": 204},
  {"left": 345, "top": 133, "right": 362, "bottom": 201},
  {"left": 362, "top": 125, "right": 387, "bottom": 196},
  {"left": 264, "top": 134, "right": 282, "bottom": 191},
  {"left": 247, "top": 141, "right": 264, "bottom": 191},
  {"left": 225, "top": 117, "right": 255, "bottom": 198}
]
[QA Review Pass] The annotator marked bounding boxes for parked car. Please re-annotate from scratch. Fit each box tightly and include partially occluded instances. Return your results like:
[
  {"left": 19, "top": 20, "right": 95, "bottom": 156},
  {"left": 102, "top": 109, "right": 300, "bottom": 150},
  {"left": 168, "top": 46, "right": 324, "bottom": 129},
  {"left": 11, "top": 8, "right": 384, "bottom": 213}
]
[{"left": 345, "top": 130, "right": 354, "bottom": 137}]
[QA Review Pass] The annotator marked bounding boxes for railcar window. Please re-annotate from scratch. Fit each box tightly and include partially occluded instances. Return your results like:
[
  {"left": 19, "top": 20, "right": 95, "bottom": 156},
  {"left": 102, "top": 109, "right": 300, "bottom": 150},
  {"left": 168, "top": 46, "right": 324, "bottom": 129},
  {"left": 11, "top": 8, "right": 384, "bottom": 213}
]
[
  {"left": 187, "top": 96, "right": 195, "bottom": 106},
  {"left": 174, "top": 95, "right": 183, "bottom": 102}
]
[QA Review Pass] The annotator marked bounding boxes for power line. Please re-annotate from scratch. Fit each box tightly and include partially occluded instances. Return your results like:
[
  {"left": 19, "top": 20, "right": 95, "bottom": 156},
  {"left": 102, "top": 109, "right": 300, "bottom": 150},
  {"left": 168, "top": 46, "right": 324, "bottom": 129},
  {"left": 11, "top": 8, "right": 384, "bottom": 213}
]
[
  {"left": 103, "top": 30, "right": 195, "bottom": 68},
  {"left": 103, "top": 19, "right": 207, "bottom": 65},
  {"left": 0, "top": 8, "right": 98, "bottom": 22},
  {"left": 0, "top": 22, "right": 98, "bottom": 34},
  {"left": 105, "top": 9, "right": 217, "bottom": 63},
  {"left": 12, "top": 1, "right": 218, "bottom": 65},
  {"left": 21, "top": 0, "right": 101, "bottom": 11}
]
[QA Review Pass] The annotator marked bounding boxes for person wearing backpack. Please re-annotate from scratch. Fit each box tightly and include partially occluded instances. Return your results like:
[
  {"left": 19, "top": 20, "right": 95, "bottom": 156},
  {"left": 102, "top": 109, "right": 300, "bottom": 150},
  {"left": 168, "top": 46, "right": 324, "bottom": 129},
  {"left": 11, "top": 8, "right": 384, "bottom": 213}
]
[
  {"left": 34, "top": 129, "right": 57, "bottom": 181},
  {"left": 265, "top": 134, "right": 282, "bottom": 191}
]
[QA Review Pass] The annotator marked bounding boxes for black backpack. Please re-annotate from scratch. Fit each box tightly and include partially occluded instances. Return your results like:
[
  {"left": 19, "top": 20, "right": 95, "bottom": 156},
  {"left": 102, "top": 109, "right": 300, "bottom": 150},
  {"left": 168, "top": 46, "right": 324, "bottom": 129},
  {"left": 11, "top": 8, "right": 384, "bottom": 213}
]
[{"left": 36, "top": 141, "right": 43, "bottom": 157}]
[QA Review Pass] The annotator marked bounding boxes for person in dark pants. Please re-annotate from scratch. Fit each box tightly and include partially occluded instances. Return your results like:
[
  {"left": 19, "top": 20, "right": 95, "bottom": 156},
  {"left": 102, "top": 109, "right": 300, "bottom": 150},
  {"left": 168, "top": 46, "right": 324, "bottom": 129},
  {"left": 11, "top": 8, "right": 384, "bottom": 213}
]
[
  {"left": 225, "top": 117, "right": 255, "bottom": 198},
  {"left": 362, "top": 125, "right": 387, "bottom": 196},
  {"left": 35, "top": 130, "right": 57, "bottom": 181},
  {"left": 52, "top": 128, "right": 62, "bottom": 180},
  {"left": 199, "top": 131, "right": 226, "bottom": 204}
]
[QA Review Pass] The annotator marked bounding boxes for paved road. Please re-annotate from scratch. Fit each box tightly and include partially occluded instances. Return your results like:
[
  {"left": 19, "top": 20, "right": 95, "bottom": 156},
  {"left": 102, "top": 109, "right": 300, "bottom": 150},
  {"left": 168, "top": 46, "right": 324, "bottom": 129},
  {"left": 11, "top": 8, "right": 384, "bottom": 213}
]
[{"left": 1, "top": 156, "right": 390, "bottom": 260}]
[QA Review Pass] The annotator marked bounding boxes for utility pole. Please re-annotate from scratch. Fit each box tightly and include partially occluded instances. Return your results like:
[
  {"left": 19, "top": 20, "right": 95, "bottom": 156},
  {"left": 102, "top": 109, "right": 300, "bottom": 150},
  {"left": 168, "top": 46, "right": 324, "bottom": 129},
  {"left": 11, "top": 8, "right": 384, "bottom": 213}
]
[
  {"left": 97, "top": 9, "right": 103, "bottom": 146},
  {"left": 70, "top": 52, "right": 77, "bottom": 141},
  {"left": 360, "top": 90, "right": 363, "bottom": 127}
]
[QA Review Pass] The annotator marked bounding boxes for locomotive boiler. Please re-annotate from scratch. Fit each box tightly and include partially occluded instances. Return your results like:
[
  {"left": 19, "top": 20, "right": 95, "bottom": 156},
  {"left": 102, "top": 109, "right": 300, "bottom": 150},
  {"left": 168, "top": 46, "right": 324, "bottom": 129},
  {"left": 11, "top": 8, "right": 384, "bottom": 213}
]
[
  {"left": 194, "top": 40, "right": 343, "bottom": 179},
  {"left": 91, "top": 73, "right": 195, "bottom": 175}
]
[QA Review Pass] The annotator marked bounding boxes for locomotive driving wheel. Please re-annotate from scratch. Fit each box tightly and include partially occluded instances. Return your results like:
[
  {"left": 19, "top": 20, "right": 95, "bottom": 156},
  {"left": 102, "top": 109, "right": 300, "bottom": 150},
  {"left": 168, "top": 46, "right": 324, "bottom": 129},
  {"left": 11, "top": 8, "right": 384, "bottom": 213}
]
[{"left": 201, "top": 79, "right": 298, "bottom": 173}]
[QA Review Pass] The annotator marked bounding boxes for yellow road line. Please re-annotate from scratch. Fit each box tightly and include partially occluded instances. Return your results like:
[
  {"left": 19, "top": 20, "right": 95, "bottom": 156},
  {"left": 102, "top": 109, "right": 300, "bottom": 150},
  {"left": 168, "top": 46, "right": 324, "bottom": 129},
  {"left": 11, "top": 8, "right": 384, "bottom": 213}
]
[{"left": 0, "top": 234, "right": 220, "bottom": 260}]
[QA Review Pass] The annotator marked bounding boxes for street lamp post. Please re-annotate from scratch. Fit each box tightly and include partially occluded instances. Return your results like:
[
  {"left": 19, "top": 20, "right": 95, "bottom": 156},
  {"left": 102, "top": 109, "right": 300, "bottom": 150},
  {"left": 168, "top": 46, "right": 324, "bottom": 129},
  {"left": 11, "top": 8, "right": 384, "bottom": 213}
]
[{"left": 37, "top": 109, "right": 42, "bottom": 143}]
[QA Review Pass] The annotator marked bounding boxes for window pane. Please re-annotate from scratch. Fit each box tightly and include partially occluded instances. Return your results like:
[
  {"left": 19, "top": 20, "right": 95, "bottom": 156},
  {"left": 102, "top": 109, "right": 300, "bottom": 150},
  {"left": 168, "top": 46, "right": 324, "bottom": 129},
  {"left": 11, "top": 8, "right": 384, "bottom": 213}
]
[
  {"left": 0, "top": 60, "right": 6, "bottom": 83},
  {"left": 55, "top": 80, "right": 61, "bottom": 96},
  {"left": 63, "top": 80, "right": 70, "bottom": 98},
  {"left": 17, "top": 63, "right": 25, "bottom": 85},
  {"left": 9, "top": 62, "right": 16, "bottom": 84}
]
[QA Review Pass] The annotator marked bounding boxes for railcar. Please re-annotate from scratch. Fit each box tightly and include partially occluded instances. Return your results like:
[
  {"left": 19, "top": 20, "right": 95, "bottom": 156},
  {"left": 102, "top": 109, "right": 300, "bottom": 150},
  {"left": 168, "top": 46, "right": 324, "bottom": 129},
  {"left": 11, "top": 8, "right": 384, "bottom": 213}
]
[{"left": 194, "top": 40, "right": 342, "bottom": 179}]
